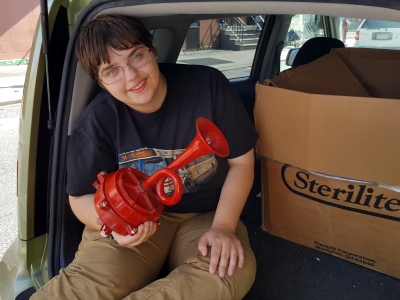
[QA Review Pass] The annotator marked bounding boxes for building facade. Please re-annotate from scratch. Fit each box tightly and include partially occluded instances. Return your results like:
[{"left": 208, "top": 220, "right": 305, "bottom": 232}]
[{"left": 0, "top": 1, "right": 39, "bottom": 62}]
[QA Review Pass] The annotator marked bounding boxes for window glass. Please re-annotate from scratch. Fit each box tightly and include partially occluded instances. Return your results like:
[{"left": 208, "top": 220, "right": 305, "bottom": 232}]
[
  {"left": 177, "top": 16, "right": 265, "bottom": 79},
  {"left": 337, "top": 17, "right": 362, "bottom": 47},
  {"left": 351, "top": 18, "right": 400, "bottom": 49},
  {"left": 285, "top": 15, "right": 324, "bottom": 47},
  {"left": 281, "top": 14, "right": 325, "bottom": 71},
  {"left": 361, "top": 20, "right": 400, "bottom": 29}
]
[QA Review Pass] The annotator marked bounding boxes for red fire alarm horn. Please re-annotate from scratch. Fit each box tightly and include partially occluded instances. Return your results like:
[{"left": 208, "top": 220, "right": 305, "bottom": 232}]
[{"left": 93, "top": 117, "right": 229, "bottom": 237}]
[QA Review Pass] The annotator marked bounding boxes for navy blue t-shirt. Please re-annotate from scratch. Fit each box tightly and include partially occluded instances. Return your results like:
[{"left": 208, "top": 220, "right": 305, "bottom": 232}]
[{"left": 66, "top": 64, "right": 258, "bottom": 213}]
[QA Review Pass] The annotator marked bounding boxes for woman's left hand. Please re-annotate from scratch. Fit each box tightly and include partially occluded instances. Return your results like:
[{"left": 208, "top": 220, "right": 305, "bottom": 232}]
[{"left": 198, "top": 227, "right": 244, "bottom": 278}]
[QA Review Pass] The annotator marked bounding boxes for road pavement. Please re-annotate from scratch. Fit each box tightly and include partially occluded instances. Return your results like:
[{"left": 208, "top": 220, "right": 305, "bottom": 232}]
[
  {"left": 0, "top": 65, "right": 26, "bottom": 260},
  {"left": 0, "top": 104, "right": 19, "bottom": 259},
  {"left": 0, "top": 65, "right": 27, "bottom": 107}
]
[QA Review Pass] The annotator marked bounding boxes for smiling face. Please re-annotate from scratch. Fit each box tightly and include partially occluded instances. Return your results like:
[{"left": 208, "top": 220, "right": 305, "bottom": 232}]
[{"left": 98, "top": 46, "right": 167, "bottom": 113}]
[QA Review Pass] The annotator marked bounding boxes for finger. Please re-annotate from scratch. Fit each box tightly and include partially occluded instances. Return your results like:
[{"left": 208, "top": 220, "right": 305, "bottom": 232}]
[
  {"left": 217, "top": 243, "right": 230, "bottom": 278},
  {"left": 148, "top": 221, "right": 157, "bottom": 236},
  {"left": 112, "top": 229, "right": 142, "bottom": 246},
  {"left": 143, "top": 221, "right": 151, "bottom": 232},
  {"left": 115, "top": 222, "right": 157, "bottom": 247},
  {"left": 132, "top": 223, "right": 146, "bottom": 239},
  {"left": 227, "top": 247, "right": 238, "bottom": 276},
  {"left": 122, "top": 224, "right": 146, "bottom": 246},
  {"left": 142, "top": 221, "right": 156, "bottom": 239},
  {"left": 136, "top": 221, "right": 156, "bottom": 243},
  {"left": 198, "top": 236, "right": 209, "bottom": 257},
  {"left": 237, "top": 244, "right": 245, "bottom": 269},
  {"left": 135, "top": 223, "right": 149, "bottom": 242},
  {"left": 209, "top": 242, "right": 222, "bottom": 275}
]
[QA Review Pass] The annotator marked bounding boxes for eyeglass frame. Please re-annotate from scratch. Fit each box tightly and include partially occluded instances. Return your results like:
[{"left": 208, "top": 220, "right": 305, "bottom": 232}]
[{"left": 98, "top": 48, "right": 152, "bottom": 85}]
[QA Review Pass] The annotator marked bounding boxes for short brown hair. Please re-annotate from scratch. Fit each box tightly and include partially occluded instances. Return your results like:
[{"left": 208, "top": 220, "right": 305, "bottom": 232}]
[{"left": 75, "top": 14, "right": 157, "bottom": 80}]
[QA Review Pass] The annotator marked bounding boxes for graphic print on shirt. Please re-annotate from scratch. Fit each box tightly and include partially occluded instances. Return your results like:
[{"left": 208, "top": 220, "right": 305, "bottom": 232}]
[{"left": 118, "top": 148, "right": 218, "bottom": 194}]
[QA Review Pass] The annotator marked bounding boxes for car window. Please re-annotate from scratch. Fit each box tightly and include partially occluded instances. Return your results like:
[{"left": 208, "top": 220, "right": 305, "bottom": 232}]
[
  {"left": 361, "top": 19, "right": 400, "bottom": 29},
  {"left": 281, "top": 14, "right": 325, "bottom": 71},
  {"left": 177, "top": 16, "right": 265, "bottom": 79},
  {"left": 337, "top": 17, "right": 362, "bottom": 47},
  {"left": 348, "top": 18, "right": 400, "bottom": 49}
]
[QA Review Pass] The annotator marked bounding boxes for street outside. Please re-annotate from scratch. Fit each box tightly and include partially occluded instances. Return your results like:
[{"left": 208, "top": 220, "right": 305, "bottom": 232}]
[
  {"left": 0, "top": 104, "right": 19, "bottom": 259},
  {"left": 0, "top": 64, "right": 26, "bottom": 259}
]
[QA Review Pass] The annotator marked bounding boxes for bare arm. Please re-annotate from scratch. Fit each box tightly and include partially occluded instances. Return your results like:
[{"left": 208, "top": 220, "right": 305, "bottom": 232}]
[
  {"left": 213, "top": 148, "right": 255, "bottom": 231},
  {"left": 69, "top": 194, "right": 101, "bottom": 231},
  {"left": 198, "top": 148, "right": 255, "bottom": 277}
]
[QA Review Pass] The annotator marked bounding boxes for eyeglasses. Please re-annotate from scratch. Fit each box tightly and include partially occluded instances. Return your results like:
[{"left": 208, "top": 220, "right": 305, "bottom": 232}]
[{"left": 99, "top": 49, "right": 152, "bottom": 85}]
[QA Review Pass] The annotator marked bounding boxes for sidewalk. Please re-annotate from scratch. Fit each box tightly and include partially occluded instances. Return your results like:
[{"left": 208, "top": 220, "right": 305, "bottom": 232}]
[{"left": 0, "top": 65, "right": 27, "bottom": 107}]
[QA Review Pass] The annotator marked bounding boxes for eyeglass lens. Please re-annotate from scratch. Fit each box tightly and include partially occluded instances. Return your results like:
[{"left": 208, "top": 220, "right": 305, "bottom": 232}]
[{"left": 101, "top": 50, "right": 152, "bottom": 85}]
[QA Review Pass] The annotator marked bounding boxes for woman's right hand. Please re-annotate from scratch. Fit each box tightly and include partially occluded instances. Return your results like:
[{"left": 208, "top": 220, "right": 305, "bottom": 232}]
[{"left": 111, "top": 221, "right": 158, "bottom": 247}]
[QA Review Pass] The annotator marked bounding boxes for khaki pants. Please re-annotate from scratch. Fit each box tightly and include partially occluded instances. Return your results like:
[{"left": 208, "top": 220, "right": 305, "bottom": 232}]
[{"left": 31, "top": 211, "right": 256, "bottom": 300}]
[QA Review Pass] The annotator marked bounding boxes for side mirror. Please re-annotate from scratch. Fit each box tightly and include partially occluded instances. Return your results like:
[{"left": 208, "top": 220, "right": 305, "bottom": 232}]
[{"left": 286, "top": 48, "right": 299, "bottom": 66}]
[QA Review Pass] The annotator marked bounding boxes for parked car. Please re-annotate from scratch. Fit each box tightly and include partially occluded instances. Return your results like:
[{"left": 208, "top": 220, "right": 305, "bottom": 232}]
[
  {"left": 355, "top": 19, "right": 400, "bottom": 49},
  {"left": 1, "top": 1, "right": 400, "bottom": 299}
]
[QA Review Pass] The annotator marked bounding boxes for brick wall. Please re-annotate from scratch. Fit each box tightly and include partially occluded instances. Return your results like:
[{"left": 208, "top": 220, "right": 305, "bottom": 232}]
[
  {"left": 199, "top": 19, "right": 220, "bottom": 49},
  {"left": 0, "top": 0, "right": 39, "bottom": 61}
]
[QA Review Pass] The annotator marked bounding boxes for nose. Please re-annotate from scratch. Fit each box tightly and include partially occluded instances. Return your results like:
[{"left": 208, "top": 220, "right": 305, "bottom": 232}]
[{"left": 123, "top": 64, "right": 139, "bottom": 82}]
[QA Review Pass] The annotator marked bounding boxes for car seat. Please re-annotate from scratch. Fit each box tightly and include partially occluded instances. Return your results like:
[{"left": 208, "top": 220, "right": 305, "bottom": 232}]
[{"left": 291, "top": 37, "right": 345, "bottom": 68}]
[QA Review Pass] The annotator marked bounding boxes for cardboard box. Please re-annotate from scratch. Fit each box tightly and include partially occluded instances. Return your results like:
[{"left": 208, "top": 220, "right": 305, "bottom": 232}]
[
  {"left": 255, "top": 85, "right": 400, "bottom": 187},
  {"left": 261, "top": 158, "right": 400, "bottom": 275},
  {"left": 332, "top": 48, "right": 400, "bottom": 99},
  {"left": 266, "top": 51, "right": 370, "bottom": 97},
  {"left": 254, "top": 48, "right": 400, "bottom": 278}
]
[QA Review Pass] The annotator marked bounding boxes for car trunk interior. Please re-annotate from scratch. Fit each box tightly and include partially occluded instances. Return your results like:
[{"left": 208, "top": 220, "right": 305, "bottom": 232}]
[{"left": 44, "top": 1, "right": 400, "bottom": 299}]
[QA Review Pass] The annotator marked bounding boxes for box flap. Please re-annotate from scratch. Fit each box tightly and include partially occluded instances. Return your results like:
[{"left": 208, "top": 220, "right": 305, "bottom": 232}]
[
  {"left": 266, "top": 51, "right": 370, "bottom": 97},
  {"left": 332, "top": 48, "right": 400, "bottom": 99},
  {"left": 255, "top": 84, "right": 400, "bottom": 186}
]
